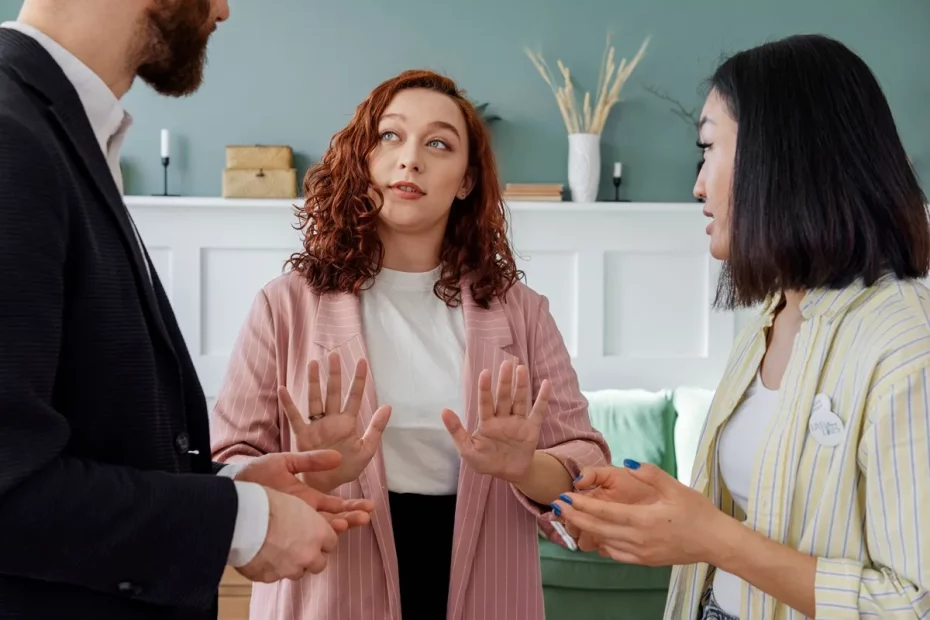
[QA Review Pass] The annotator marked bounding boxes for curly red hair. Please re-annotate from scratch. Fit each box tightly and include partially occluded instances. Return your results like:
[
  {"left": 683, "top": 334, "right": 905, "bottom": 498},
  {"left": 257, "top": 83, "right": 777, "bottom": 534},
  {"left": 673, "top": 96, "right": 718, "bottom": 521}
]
[{"left": 285, "top": 69, "right": 521, "bottom": 309}]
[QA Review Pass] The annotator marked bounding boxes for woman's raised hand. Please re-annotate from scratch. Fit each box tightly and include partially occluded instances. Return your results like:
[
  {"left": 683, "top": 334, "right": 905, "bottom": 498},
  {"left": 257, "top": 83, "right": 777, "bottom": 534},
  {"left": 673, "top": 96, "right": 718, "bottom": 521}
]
[
  {"left": 278, "top": 351, "right": 391, "bottom": 492},
  {"left": 441, "top": 360, "right": 550, "bottom": 484}
]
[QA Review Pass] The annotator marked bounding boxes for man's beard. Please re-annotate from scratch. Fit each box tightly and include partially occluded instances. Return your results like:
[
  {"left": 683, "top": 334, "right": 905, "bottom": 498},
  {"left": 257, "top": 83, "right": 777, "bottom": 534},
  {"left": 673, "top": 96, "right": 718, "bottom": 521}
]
[{"left": 135, "top": 0, "right": 215, "bottom": 97}]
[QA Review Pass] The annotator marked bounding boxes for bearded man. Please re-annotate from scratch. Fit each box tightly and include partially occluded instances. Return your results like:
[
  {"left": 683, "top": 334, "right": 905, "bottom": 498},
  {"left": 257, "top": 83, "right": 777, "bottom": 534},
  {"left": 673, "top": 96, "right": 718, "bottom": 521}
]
[{"left": 0, "top": 2, "right": 371, "bottom": 618}]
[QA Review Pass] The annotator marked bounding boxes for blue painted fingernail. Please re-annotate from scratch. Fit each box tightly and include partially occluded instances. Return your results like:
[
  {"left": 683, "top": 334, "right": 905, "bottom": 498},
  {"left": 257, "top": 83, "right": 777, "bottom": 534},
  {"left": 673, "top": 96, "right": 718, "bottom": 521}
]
[
  {"left": 550, "top": 503, "right": 562, "bottom": 516},
  {"left": 559, "top": 493, "right": 572, "bottom": 505},
  {"left": 623, "top": 458, "right": 641, "bottom": 470},
  {"left": 573, "top": 474, "right": 583, "bottom": 483}
]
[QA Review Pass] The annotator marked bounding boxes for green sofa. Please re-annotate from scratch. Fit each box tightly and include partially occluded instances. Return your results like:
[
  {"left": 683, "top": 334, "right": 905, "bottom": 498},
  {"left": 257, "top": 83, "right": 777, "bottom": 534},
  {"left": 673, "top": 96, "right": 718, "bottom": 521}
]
[{"left": 540, "top": 387, "right": 715, "bottom": 620}]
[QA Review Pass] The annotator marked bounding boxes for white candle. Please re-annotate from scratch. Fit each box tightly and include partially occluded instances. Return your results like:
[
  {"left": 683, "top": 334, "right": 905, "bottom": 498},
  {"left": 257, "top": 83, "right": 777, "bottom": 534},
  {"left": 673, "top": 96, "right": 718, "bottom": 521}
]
[
  {"left": 614, "top": 162, "right": 622, "bottom": 178},
  {"left": 160, "top": 129, "right": 170, "bottom": 159}
]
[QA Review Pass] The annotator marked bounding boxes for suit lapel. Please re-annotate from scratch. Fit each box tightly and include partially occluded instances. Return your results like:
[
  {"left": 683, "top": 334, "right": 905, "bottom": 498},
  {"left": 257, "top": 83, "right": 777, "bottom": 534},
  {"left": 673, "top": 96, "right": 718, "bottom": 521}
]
[
  {"left": 312, "top": 292, "right": 401, "bottom": 617},
  {"left": 447, "top": 282, "right": 518, "bottom": 620},
  {"left": 0, "top": 29, "right": 176, "bottom": 359},
  {"left": 46, "top": 80, "right": 178, "bottom": 359}
]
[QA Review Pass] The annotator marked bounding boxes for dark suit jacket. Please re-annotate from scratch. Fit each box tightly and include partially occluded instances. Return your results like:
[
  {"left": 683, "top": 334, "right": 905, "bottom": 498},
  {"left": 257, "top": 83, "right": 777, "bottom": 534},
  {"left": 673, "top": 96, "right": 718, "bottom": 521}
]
[{"left": 0, "top": 28, "right": 239, "bottom": 620}]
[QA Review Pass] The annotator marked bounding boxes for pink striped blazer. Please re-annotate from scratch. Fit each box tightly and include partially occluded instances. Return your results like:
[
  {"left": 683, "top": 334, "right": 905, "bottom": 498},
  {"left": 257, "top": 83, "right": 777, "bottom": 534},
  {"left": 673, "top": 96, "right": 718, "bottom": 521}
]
[{"left": 210, "top": 270, "right": 610, "bottom": 620}]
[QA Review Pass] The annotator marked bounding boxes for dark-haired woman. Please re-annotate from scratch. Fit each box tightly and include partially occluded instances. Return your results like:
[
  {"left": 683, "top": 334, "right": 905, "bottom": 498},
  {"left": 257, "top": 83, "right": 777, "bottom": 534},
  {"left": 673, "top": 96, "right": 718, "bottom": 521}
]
[
  {"left": 209, "top": 69, "right": 609, "bottom": 620},
  {"left": 553, "top": 34, "right": 930, "bottom": 619}
]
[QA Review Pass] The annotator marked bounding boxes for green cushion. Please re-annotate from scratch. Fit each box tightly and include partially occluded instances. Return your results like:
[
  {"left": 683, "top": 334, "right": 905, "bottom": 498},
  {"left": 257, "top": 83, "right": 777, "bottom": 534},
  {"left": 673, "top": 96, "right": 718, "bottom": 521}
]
[
  {"left": 538, "top": 389, "right": 678, "bottom": 615},
  {"left": 543, "top": 586, "right": 669, "bottom": 620},
  {"left": 540, "top": 539, "right": 672, "bottom": 591},
  {"left": 583, "top": 389, "right": 677, "bottom": 477}
]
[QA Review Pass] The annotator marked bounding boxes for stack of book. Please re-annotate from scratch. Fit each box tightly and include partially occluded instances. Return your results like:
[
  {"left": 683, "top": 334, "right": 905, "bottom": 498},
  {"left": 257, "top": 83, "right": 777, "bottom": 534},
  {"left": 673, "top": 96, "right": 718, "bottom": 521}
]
[{"left": 501, "top": 183, "right": 564, "bottom": 202}]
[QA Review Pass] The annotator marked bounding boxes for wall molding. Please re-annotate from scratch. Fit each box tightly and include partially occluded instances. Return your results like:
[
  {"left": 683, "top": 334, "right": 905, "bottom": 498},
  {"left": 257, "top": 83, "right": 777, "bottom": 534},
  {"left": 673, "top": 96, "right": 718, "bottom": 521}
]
[{"left": 126, "top": 196, "right": 734, "bottom": 407}]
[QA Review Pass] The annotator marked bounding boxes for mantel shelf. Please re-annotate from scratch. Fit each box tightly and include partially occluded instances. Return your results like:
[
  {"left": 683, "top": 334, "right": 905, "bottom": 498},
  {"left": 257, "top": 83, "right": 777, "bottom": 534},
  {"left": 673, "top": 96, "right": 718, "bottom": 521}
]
[{"left": 124, "top": 195, "right": 704, "bottom": 214}]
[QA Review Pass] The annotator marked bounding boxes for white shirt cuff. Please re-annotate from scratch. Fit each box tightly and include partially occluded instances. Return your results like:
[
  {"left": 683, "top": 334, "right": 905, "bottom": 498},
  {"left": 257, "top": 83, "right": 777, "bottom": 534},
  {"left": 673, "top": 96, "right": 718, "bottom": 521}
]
[
  {"left": 217, "top": 464, "right": 270, "bottom": 567},
  {"left": 216, "top": 461, "right": 248, "bottom": 480}
]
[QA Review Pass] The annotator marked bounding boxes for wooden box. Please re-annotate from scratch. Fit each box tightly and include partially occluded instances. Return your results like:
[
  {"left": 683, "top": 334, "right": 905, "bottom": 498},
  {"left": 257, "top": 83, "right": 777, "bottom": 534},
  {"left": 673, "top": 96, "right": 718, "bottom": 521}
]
[
  {"left": 222, "top": 168, "right": 297, "bottom": 198},
  {"left": 226, "top": 145, "right": 293, "bottom": 170}
]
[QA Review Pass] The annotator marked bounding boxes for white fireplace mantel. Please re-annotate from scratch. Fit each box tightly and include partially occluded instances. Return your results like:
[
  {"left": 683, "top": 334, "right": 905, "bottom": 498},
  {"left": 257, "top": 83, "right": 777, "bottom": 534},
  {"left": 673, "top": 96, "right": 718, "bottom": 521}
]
[
  {"left": 125, "top": 195, "right": 733, "bottom": 409},
  {"left": 126, "top": 195, "right": 704, "bottom": 213}
]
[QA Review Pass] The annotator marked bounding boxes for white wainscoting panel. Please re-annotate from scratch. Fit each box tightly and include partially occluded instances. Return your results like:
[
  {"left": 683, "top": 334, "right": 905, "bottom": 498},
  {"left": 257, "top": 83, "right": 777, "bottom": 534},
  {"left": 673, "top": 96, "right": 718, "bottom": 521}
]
[{"left": 126, "top": 197, "right": 736, "bottom": 408}]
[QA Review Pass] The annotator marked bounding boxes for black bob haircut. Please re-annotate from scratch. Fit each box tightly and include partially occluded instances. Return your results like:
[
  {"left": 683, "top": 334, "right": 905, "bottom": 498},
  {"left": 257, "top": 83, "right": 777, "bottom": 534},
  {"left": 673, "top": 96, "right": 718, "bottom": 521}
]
[{"left": 708, "top": 33, "right": 929, "bottom": 310}]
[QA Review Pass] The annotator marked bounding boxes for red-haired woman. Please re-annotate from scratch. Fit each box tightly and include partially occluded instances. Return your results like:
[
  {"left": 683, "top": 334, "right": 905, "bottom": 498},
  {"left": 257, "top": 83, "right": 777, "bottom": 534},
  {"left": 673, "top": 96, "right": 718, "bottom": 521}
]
[{"left": 210, "top": 69, "right": 609, "bottom": 620}]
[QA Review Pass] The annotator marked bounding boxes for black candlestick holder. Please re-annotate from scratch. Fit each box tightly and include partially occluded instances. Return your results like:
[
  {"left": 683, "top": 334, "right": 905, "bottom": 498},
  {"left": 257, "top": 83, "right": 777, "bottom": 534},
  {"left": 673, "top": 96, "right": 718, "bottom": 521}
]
[
  {"left": 153, "top": 156, "right": 180, "bottom": 196},
  {"left": 613, "top": 174, "right": 630, "bottom": 202}
]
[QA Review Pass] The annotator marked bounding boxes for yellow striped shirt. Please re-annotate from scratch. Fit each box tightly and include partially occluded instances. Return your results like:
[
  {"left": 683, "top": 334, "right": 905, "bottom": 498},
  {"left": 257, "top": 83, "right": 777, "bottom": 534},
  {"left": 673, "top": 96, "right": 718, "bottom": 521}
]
[{"left": 665, "top": 275, "right": 930, "bottom": 619}]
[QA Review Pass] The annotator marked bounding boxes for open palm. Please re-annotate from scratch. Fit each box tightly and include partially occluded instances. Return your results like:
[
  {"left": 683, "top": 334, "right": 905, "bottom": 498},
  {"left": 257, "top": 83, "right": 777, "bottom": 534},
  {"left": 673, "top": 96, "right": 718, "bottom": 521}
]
[
  {"left": 278, "top": 351, "right": 391, "bottom": 493},
  {"left": 441, "top": 361, "right": 551, "bottom": 484}
]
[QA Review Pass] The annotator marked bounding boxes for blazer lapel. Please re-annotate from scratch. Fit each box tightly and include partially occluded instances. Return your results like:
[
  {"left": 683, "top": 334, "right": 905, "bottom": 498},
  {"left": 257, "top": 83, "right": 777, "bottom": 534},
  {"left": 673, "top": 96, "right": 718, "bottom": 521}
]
[
  {"left": 0, "top": 29, "right": 176, "bottom": 359},
  {"left": 447, "top": 282, "right": 519, "bottom": 620},
  {"left": 312, "top": 293, "right": 401, "bottom": 616}
]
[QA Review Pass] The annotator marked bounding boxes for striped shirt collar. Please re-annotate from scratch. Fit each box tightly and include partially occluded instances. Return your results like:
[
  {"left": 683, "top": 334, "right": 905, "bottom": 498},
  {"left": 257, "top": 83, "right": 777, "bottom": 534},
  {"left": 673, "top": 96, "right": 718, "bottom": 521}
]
[{"left": 760, "top": 272, "right": 898, "bottom": 321}]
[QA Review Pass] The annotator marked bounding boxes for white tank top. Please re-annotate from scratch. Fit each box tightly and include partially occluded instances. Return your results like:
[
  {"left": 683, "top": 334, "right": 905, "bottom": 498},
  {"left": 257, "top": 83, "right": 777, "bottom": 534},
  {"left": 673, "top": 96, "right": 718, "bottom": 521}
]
[{"left": 712, "top": 371, "right": 779, "bottom": 617}]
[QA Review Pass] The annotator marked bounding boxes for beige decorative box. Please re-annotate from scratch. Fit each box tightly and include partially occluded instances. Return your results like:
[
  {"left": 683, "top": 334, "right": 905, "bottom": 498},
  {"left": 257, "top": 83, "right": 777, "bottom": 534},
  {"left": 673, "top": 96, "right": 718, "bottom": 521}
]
[
  {"left": 225, "top": 145, "right": 293, "bottom": 170},
  {"left": 222, "top": 168, "right": 297, "bottom": 198}
]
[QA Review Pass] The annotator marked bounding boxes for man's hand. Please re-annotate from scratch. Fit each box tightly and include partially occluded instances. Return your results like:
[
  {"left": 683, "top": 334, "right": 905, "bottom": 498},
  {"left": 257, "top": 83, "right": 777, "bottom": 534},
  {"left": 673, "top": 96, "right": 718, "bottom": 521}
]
[
  {"left": 235, "top": 450, "right": 374, "bottom": 532},
  {"left": 236, "top": 488, "right": 337, "bottom": 582}
]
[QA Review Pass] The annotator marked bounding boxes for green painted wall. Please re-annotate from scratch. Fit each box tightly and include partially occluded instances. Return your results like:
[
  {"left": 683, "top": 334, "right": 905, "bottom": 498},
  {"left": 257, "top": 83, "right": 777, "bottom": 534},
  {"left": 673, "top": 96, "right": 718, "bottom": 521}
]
[{"left": 2, "top": 0, "right": 928, "bottom": 200}]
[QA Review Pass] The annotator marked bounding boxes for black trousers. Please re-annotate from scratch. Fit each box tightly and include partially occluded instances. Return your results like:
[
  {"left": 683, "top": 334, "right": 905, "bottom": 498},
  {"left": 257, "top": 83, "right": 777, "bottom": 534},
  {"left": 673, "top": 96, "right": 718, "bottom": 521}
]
[{"left": 388, "top": 491, "right": 457, "bottom": 620}]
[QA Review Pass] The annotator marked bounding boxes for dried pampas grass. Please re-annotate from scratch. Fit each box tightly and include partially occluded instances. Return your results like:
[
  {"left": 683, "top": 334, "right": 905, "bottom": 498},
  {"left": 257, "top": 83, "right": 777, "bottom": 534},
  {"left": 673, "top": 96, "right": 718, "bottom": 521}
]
[{"left": 526, "top": 32, "right": 649, "bottom": 135}]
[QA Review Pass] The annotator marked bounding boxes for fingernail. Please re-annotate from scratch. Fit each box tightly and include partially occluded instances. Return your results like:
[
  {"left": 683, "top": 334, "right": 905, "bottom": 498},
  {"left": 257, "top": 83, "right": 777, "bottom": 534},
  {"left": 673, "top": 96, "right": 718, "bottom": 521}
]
[
  {"left": 550, "top": 503, "right": 562, "bottom": 517},
  {"left": 573, "top": 474, "right": 583, "bottom": 483},
  {"left": 559, "top": 493, "right": 572, "bottom": 505},
  {"left": 623, "top": 458, "right": 641, "bottom": 470}
]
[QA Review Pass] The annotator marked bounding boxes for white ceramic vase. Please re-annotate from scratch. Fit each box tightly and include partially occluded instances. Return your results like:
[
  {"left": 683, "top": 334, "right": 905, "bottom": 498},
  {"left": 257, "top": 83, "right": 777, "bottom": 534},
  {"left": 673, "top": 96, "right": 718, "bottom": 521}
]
[{"left": 567, "top": 132, "right": 601, "bottom": 203}]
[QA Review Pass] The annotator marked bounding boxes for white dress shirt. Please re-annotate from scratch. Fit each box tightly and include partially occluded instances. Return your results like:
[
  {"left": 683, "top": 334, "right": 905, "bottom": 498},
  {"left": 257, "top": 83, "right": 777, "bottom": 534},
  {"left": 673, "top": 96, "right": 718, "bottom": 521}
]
[{"left": 0, "top": 21, "right": 268, "bottom": 568}]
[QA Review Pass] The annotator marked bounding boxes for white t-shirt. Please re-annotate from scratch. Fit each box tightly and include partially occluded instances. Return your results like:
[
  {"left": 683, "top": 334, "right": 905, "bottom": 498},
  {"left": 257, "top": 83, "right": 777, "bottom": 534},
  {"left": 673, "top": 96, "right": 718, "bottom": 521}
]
[
  {"left": 359, "top": 266, "right": 466, "bottom": 495},
  {"left": 712, "top": 371, "right": 779, "bottom": 617}
]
